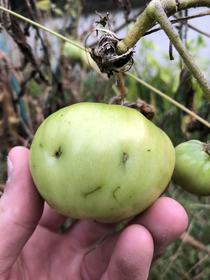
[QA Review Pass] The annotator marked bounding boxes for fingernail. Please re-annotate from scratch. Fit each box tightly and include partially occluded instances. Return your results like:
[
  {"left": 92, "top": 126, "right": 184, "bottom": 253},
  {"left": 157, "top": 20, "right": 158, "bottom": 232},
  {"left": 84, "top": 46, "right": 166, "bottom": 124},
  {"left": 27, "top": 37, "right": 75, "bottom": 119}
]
[{"left": 6, "top": 156, "right": 13, "bottom": 184}]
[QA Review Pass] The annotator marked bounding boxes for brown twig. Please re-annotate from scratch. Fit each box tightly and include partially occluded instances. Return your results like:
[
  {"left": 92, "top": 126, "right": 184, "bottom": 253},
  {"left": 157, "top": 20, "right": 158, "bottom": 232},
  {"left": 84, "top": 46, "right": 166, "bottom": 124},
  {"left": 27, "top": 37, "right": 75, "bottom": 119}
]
[
  {"left": 144, "top": 10, "right": 210, "bottom": 38},
  {"left": 173, "top": 11, "right": 210, "bottom": 38},
  {"left": 180, "top": 231, "right": 210, "bottom": 254},
  {"left": 169, "top": 40, "right": 174, "bottom": 60},
  {"left": 88, "top": 7, "right": 145, "bottom": 49},
  {"left": 0, "top": 51, "right": 21, "bottom": 84},
  {"left": 116, "top": 72, "right": 127, "bottom": 103},
  {"left": 180, "top": 254, "right": 210, "bottom": 280},
  {"left": 0, "top": 184, "right": 5, "bottom": 190},
  {"left": 9, "top": 130, "right": 31, "bottom": 148},
  {"left": 117, "top": 0, "right": 131, "bottom": 22}
]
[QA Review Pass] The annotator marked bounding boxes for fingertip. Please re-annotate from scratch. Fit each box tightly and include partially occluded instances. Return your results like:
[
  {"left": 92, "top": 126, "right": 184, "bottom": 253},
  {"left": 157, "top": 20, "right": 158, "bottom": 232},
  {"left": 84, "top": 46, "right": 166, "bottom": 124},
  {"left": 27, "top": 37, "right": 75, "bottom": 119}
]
[
  {"left": 8, "top": 145, "right": 30, "bottom": 160},
  {"left": 116, "top": 224, "right": 154, "bottom": 266},
  {"left": 102, "top": 224, "right": 154, "bottom": 280},
  {"left": 5, "top": 145, "right": 44, "bottom": 219},
  {"left": 149, "top": 197, "right": 188, "bottom": 234},
  {"left": 7, "top": 146, "right": 30, "bottom": 187},
  {"left": 134, "top": 197, "right": 188, "bottom": 255}
]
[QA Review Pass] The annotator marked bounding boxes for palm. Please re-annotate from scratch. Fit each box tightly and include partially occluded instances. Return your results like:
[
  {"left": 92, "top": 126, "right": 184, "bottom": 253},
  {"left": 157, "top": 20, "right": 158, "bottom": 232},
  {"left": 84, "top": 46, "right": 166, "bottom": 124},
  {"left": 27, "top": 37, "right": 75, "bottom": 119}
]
[
  {"left": 12, "top": 213, "right": 118, "bottom": 279},
  {"left": 0, "top": 147, "right": 188, "bottom": 280}
]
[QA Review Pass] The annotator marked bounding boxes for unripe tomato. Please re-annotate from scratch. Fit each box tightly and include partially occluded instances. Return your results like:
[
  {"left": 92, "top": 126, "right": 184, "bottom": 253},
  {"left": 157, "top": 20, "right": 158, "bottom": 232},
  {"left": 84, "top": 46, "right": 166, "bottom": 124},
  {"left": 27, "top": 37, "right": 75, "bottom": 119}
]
[
  {"left": 62, "top": 42, "right": 94, "bottom": 70},
  {"left": 30, "top": 103, "right": 175, "bottom": 223},
  {"left": 62, "top": 41, "right": 84, "bottom": 64},
  {"left": 173, "top": 140, "right": 210, "bottom": 195}
]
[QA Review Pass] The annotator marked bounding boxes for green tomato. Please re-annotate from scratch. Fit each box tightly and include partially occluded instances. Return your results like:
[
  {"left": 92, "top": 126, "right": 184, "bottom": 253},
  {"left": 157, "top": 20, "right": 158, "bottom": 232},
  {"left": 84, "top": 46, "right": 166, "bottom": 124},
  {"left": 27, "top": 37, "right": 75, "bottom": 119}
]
[
  {"left": 173, "top": 140, "right": 210, "bottom": 195},
  {"left": 62, "top": 41, "right": 84, "bottom": 64},
  {"left": 30, "top": 102, "right": 175, "bottom": 223},
  {"left": 62, "top": 42, "right": 94, "bottom": 70}
]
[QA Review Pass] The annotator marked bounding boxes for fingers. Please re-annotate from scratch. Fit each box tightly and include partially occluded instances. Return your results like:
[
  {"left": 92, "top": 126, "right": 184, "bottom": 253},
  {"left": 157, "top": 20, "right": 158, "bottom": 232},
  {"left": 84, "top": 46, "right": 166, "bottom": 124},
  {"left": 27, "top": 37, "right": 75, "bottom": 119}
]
[
  {"left": 102, "top": 225, "right": 154, "bottom": 280},
  {"left": 131, "top": 197, "right": 188, "bottom": 255},
  {"left": 63, "top": 219, "right": 117, "bottom": 249},
  {"left": 0, "top": 146, "right": 44, "bottom": 278},
  {"left": 85, "top": 225, "right": 154, "bottom": 280},
  {"left": 67, "top": 197, "right": 187, "bottom": 255},
  {"left": 83, "top": 197, "right": 188, "bottom": 280},
  {"left": 38, "top": 202, "right": 67, "bottom": 232}
]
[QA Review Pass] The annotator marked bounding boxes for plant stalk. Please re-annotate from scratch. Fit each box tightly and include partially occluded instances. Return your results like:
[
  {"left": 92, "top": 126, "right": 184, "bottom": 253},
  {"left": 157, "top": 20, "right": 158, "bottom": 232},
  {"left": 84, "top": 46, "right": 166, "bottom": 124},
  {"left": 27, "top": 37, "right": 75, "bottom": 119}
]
[
  {"left": 0, "top": 6, "right": 85, "bottom": 52},
  {"left": 117, "top": 0, "right": 210, "bottom": 53},
  {"left": 152, "top": 1, "right": 210, "bottom": 103},
  {"left": 104, "top": 74, "right": 116, "bottom": 104},
  {"left": 117, "top": 0, "right": 210, "bottom": 103},
  {"left": 125, "top": 72, "right": 210, "bottom": 129}
]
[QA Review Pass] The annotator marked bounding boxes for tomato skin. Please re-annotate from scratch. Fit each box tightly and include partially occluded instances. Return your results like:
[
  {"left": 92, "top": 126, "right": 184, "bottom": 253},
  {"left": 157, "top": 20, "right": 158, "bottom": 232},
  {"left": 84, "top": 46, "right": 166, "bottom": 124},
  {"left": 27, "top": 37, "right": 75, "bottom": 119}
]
[
  {"left": 30, "top": 102, "right": 175, "bottom": 223},
  {"left": 173, "top": 140, "right": 210, "bottom": 195},
  {"left": 62, "top": 41, "right": 84, "bottom": 64},
  {"left": 62, "top": 42, "right": 94, "bottom": 70}
]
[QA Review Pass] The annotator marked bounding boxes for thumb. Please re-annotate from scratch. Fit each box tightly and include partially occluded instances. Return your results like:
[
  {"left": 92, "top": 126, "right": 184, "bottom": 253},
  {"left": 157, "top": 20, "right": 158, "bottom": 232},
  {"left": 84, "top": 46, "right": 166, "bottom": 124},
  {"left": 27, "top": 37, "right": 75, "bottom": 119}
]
[{"left": 0, "top": 146, "right": 44, "bottom": 278}]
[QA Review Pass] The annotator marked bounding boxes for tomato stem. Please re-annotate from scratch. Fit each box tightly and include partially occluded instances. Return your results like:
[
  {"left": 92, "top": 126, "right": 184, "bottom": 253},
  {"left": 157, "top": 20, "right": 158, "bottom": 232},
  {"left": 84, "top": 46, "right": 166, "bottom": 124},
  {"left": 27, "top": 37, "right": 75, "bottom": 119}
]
[
  {"left": 104, "top": 74, "right": 116, "bottom": 104},
  {"left": 0, "top": 6, "right": 86, "bottom": 52},
  {"left": 125, "top": 72, "right": 210, "bottom": 129},
  {"left": 117, "top": 0, "right": 210, "bottom": 104},
  {"left": 117, "top": 0, "right": 210, "bottom": 51},
  {"left": 202, "top": 141, "right": 210, "bottom": 156}
]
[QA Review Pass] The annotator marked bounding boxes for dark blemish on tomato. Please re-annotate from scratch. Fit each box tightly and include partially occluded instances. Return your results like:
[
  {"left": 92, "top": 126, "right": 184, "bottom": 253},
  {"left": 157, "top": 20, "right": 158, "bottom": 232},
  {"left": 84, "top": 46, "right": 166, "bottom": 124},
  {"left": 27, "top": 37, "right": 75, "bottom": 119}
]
[
  {"left": 54, "top": 147, "right": 62, "bottom": 158},
  {"left": 123, "top": 152, "right": 128, "bottom": 164},
  {"left": 84, "top": 186, "right": 102, "bottom": 197},
  {"left": 113, "top": 186, "right": 121, "bottom": 202}
]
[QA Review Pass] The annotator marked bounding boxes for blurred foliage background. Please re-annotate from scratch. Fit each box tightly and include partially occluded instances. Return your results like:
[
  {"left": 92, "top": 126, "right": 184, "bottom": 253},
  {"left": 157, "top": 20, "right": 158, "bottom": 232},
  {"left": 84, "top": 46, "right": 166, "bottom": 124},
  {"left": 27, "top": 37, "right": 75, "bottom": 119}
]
[{"left": 0, "top": 0, "right": 210, "bottom": 279}]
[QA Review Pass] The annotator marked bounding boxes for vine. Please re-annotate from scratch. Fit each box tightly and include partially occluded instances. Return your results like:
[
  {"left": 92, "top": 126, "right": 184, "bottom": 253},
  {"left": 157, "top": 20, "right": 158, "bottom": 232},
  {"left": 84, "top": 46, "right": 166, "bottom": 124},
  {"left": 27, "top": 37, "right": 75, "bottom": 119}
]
[
  {"left": 0, "top": 0, "right": 210, "bottom": 127},
  {"left": 117, "top": 0, "right": 210, "bottom": 104}
]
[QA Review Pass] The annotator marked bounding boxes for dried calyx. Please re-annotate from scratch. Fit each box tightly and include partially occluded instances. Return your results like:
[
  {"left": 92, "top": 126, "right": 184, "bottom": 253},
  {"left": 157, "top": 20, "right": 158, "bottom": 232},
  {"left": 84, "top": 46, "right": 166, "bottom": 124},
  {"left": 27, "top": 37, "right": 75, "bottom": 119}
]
[
  {"left": 202, "top": 141, "right": 210, "bottom": 155},
  {"left": 89, "top": 30, "right": 134, "bottom": 77}
]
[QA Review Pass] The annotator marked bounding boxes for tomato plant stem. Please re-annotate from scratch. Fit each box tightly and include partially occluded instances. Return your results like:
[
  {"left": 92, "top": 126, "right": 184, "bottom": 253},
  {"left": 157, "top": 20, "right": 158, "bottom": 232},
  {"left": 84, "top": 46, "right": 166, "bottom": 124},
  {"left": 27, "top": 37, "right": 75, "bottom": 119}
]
[
  {"left": 104, "top": 74, "right": 116, "bottom": 104},
  {"left": 125, "top": 72, "right": 210, "bottom": 129},
  {"left": 1, "top": 2, "right": 210, "bottom": 108},
  {"left": 152, "top": 1, "right": 210, "bottom": 104},
  {"left": 117, "top": 0, "right": 210, "bottom": 52},
  {"left": 0, "top": 6, "right": 86, "bottom": 52},
  {"left": 117, "top": 0, "right": 210, "bottom": 103}
]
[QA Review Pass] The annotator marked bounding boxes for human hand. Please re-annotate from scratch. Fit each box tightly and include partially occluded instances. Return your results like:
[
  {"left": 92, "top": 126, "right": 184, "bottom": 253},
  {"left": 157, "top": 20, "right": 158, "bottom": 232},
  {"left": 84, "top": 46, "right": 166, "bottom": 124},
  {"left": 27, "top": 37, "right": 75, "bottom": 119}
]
[{"left": 0, "top": 146, "right": 188, "bottom": 280}]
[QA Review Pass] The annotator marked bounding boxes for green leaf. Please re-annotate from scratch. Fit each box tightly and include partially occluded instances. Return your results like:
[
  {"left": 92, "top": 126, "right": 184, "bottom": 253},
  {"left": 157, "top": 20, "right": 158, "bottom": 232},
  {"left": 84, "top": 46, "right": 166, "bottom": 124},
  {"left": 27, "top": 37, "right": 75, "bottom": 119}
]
[
  {"left": 53, "top": 8, "right": 63, "bottom": 16},
  {"left": 37, "top": 0, "right": 50, "bottom": 11},
  {"left": 64, "top": 4, "right": 70, "bottom": 11}
]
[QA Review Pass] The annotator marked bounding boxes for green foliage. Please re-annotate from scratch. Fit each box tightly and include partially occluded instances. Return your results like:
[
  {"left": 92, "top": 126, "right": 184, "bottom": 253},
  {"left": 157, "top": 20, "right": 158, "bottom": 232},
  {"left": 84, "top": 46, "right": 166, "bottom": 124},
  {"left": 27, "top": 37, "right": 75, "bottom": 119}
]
[
  {"left": 37, "top": 0, "right": 63, "bottom": 16},
  {"left": 148, "top": 180, "right": 210, "bottom": 279},
  {"left": 30, "top": 80, "right": 41, "bottom": 99},
  {"left": 81, "top": 72, "right": 108, "bottom": 102},
  {"left": 124, "top": 36, "right": 210, "bottom": 279},
  {"left": 37, "top": 0, "right": 51, "bottom": 11},
  {"left": 1, "top": 4, "right": 210, "bottom": 278},
  {"left": 188, "top": 35, "right": 206, "bottom": 55},
  {"left": 125, "top": 36, "right": 210, "bottom": 145}
]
